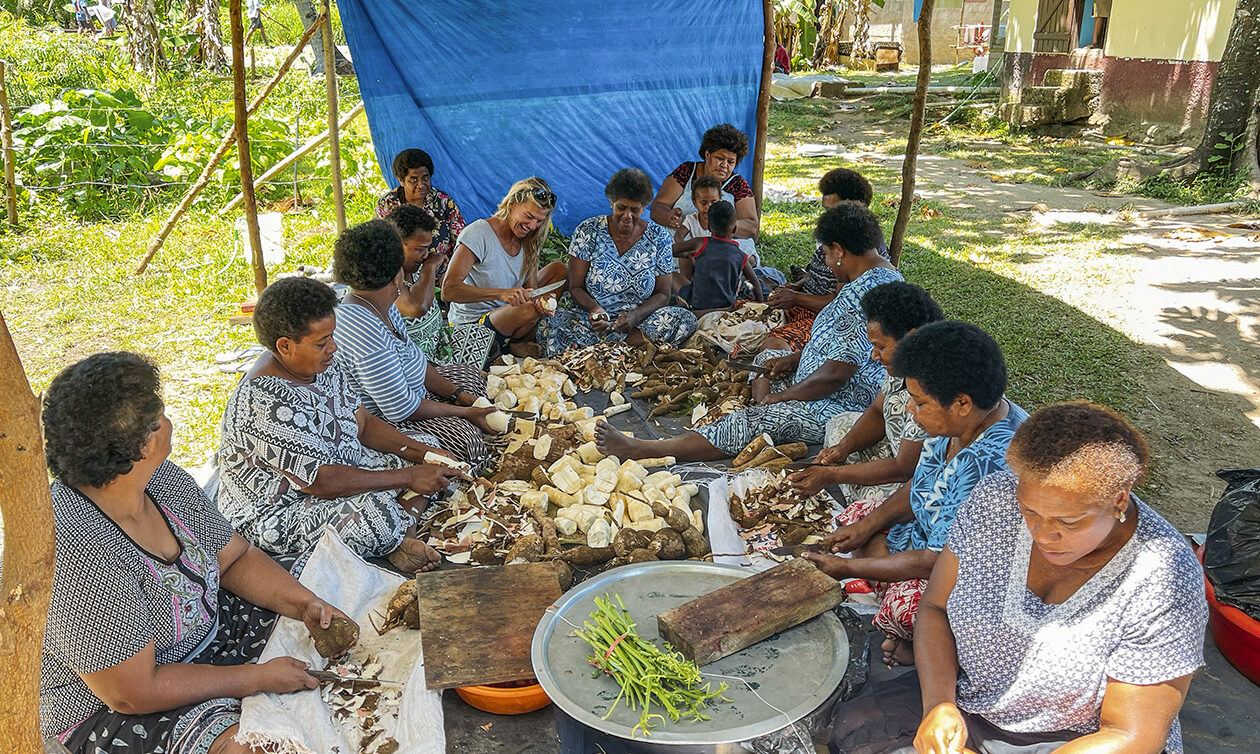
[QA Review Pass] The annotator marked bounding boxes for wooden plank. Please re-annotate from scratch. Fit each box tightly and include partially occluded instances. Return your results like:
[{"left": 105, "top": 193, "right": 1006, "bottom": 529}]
[
  {"left": 414, "top": 561, "right": 566, "bottom": 689},
  {"left": 657, "top": 558, "right": 844, "bottom": 666}
]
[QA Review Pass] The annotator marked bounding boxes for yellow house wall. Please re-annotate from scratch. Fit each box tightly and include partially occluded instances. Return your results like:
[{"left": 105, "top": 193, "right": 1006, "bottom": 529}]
[
  {"left": 1005, "top": 0, "right": 1236, "bottom": 61},
  {"left": 1105, "top": 0, "right": 1237, "bottom": 61},
  {"left": 1005, "top": 0, "right": 1040, "bottom": 54}
]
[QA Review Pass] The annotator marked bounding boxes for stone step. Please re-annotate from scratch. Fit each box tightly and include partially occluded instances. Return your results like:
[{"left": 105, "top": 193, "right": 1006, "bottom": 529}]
[
  {"left": 1020, "top": 85, "right": 1070, "bottom": 108},
  {"left": 1003, "top": 103, "right": 1056, "bottom": 127},
  {"left": 1042, "top": 68, "right": 1103, "bottom": 94}
]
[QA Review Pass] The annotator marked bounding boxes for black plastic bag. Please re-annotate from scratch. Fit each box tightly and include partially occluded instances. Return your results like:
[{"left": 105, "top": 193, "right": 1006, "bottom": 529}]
[{"left": 1204, "top": 467, "right": 1260, "bottom": 621}]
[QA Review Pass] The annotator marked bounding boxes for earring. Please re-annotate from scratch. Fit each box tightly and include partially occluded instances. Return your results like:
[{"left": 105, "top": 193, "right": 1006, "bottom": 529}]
[{"left": 1115, "top": 509, "right": 1127, "bottom": 523}]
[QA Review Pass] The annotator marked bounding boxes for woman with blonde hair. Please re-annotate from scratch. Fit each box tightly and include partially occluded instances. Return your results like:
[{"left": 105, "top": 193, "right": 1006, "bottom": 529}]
[{"left": 441, "top": 177, "right": 567, "bottom": 359}]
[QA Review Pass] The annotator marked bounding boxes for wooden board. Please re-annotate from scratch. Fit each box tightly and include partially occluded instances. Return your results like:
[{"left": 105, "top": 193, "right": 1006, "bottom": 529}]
[
  {"left": 414, "top": 561, "right": 566, "bottom": 689},
  {"left": 656, "top": 558, "right": 844, "bottom": 666}
]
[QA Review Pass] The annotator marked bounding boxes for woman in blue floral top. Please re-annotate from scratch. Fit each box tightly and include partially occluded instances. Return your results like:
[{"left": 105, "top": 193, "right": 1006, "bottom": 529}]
[
  {"left": 596, "top": 204, "right": 897, "bottom": 462},
  {"left": 537, "top": 169, "right": 697, "bottom": 356},
  {"left": 804, "top": 321, "right": 1028, "bottom": 669}
]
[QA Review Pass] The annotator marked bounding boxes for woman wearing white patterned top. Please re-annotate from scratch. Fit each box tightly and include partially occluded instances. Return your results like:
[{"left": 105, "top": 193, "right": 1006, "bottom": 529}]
[
  {"left": 788, "top": 281, "right": 942, "bottom": 502},
  {"left": 829, "top": 402, "right": 1206, "bottom": 754},
  {"left": 216, "top": 278, "right": 464, "bottom": 573},
  {"left": 38, "top": 352, "right": 356, "bottom": 754}
]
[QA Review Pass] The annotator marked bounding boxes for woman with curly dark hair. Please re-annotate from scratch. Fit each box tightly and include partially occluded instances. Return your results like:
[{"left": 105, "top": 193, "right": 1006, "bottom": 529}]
[
  {"left": 39, "top": 351, "right": 357, "bottom": 754},
  {"left": 803, "top": 320, "right": 1029, "bottom": 669},
  {"left": 788, "top": 281, "right": 943, "bottom": 500},
  {"left": 216, "top": 277, "right": 465, "bottom": 572},
  {"left": 374, "top": 148, "right": 466, "bottom": 262},
  {"left": 537, "top": 168, "right": 697, "bottom": 355},
  {"left": 332, "top": 219, "right": 496, "bottom": 467},
  {"left": 830, "top": 402, "right": 1205, "bottom": 754},
  {"left": 649, "top": 123, "right": 760, "bottom": 242}
]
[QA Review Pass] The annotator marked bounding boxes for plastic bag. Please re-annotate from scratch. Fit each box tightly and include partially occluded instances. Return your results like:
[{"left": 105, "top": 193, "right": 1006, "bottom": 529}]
[{"left": 1204, "top": 467, "right": 1260, "bottom": 621}]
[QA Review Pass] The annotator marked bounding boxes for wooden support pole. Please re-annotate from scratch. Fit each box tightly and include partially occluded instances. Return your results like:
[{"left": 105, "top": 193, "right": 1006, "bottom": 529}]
[
  {"left": 0, "top": 61, "right": 18, "bottom": 228},
  {"left": 751, "top": 0, "right": 774, "bottom": 218},
  {"left": 231, "top": 0, "right": 267, "bottom": 295},
  {"left": 133, "top": 14, "right": 326, "bottom": 275},
  {"left": 322, "top": 0, "right": 346, "bottom": 232},
  {"left": 0, "top": 311, "right": 57, "bottom": 752},
  {"left": 888, "top": 0, "right": 935, "bottom": 268},
  {"left": 220, "top": 102, "right": 364, "bottom": 214}
]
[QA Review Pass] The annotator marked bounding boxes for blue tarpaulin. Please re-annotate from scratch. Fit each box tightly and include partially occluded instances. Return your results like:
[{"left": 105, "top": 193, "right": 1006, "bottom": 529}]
[{"left": 337, "top": 0, "right": 764, "bottom": 234}]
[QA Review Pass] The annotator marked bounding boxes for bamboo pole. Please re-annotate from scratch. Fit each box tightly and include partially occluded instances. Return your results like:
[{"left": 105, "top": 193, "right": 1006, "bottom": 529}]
[
  {"left": 888, "top": 0, "right": 935, "bottom": 267},
  {"left": 133, "top": 14, "right": 327, "bottom": 275},
  {"left": 0, "top": 61, "right": 18, "bottom": 228},
  {"left": 231, "top": 0, "right": 267, "bottom": 295},
  {"left": 220, "top": 102, "right": 364, "bottom": 214},
  {"left": 0, "top": 311, "right": 57, "bottom": 752},
  {"left": 322, "top": 0, "right": 346, "bottom": 232},
  {"left": 751, "top": 0, "right": 774, "bottom": 219}
]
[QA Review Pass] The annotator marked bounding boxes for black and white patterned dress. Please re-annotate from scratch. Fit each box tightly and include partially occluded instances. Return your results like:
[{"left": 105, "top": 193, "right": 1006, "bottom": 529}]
[
  {"left": 40, "top": 461, "right": 286, "bottom": 754},
  {"left": 216, "top": 368, "right": 416, "bottom": 558},
  {"left": 948, "top": 471, "right": 1207, "bottom": 752}
]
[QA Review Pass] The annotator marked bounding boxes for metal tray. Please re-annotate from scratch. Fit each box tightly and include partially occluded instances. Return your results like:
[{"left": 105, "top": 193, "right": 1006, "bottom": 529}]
[{"left": 531, "top": 561, "right": 849, "bottom": 747}]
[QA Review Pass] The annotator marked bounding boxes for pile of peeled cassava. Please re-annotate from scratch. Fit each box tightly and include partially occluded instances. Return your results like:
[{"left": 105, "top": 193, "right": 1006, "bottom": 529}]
[{"left": 420, "top": 354, "right": 710, "bottom": 574}]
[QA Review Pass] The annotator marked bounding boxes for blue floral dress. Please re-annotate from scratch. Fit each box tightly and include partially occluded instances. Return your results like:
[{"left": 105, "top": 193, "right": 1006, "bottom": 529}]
[
  {"left": 885, "top": 401, "right": 1030, "bottom": 553},
  {"left": 537, "top": 216, "right": 697, "bottom": 356},
  {"left": 695, "top": 266, "right": 902, "bottom": 455}
]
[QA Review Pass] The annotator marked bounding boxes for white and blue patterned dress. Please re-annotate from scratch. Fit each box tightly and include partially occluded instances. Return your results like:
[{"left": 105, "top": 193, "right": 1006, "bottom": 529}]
[
  {"left": 885, "top": 401, "right": 1029, "bottom": 554},
  {"left": 948, "top": 471, "right": 1206, "bottom": 752},
  {"left": 537, "top": 216, "right": 696, "bottom": 356},
  {"left": 694, "top": 266, "right": 902, "bottom": 455}
]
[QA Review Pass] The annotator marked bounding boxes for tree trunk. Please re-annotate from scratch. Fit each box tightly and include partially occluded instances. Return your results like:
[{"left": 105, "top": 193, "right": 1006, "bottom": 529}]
[
  {"left": 231, "top": 0, "right": 268, "bottom": 295},
  {"left": 188, "top": 0, "right": 229, "bottom": 72},
  {"left": 1186, "top": 0, "right": 1260, "bottom": 187},
  {"left": 0, "top": 310, "right": 58, "bottom": 752},
  {"left": 888, "top": 0, "right": 934, "bottom": 267},
  {"left": 124, "top": 0, "right": 166, "bottom": 73},
  {"left": 293, "top": 0, "right": 350, "bottom": 75}
]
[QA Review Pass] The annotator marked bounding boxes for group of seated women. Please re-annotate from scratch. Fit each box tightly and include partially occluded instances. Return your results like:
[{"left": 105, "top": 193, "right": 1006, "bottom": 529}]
[{"left": 33, "top": 120, "right": 1207, "bottom": 754}]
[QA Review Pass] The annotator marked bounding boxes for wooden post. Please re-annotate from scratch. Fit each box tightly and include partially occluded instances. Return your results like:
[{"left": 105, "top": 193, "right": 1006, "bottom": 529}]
[
  {"left": 0, "top": 311, "right": 58, "bottom": 752},
  {"left": 0, "top": 61, "right": 18, "bottom": 228},
  {"left": 322, "top": 0, "right": 346, "bottom": 232},
  {"left": 888, "top": 0, "right": 935, "bottom": 268},
  {"left": 751, "top": 0, "right": 774, "bottom": 219},
  {"left": 231, "top": 0, "right": 267, "bottom": 295},
  {"left": 220, "top": 102, "right": 364, "bottom": 214},
  {"left": 133, "top": 14, "right": 327, "bottom": 275}
]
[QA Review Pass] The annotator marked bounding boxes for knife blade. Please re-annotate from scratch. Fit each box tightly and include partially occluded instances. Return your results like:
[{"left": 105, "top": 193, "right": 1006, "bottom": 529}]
[
  {"left": 726, "top": 359, "right": 769, "bottom": 375},
  {"left": 767, "top": 543, "right": 826, "bottom": 557},
  {"left": 306, "top": 669, "right": 404, "bottom": 687},
  {"left": 528, "top": 279, "right": 565, "bottom": 299}
]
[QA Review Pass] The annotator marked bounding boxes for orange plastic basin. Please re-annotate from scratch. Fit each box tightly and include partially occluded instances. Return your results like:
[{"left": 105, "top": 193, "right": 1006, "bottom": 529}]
[
  {"left": 1197, "top": 546, "right": 1260, "bottom": 686},
  {"left": 455, "top": 681, "right": 552, "bottom": 715}
]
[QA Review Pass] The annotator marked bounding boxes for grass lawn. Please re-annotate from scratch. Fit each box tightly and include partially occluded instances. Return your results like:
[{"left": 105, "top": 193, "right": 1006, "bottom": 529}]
[{"left": 1, "top": 53, "right": 1245, "bottom": 522}]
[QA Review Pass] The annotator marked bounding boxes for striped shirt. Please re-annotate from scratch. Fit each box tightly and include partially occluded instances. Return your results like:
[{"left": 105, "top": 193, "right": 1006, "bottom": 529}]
[{"left": 333, "top": 300, "right": 429, "bottom": 422}]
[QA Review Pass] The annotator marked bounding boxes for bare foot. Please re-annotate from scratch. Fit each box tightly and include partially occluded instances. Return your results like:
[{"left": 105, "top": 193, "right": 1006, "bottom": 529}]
[
  {"left": 880, "top": 635, "right": 915, "bottom": 668},
  {"left": 387, "top": 536, "right": 442, "bottom": 573},
  {"left": 595, "top": 419, "right": 649, "bottom": 459}
]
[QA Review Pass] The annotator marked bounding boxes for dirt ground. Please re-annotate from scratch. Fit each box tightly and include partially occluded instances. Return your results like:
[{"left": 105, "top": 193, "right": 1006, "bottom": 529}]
[{"left": 792, "top": 108, "right": 1260, "bottom": 532}]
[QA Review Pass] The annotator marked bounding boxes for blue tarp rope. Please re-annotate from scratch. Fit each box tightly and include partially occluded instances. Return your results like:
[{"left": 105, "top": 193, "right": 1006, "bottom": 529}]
[{"left": 337, "top": 0, "right": 764, "bottom": 234}]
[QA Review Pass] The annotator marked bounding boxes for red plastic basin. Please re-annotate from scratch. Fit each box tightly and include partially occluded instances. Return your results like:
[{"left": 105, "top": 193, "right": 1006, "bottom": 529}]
[{"left": 1196, "top": 545, "right": 1260, "bottom": 686}]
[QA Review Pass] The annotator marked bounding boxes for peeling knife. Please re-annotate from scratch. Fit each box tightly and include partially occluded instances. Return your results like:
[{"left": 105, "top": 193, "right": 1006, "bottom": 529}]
[
  {"left": 528, "top": 279, "right": 565, "bottom": 299},
  {"left": 767, "top": 543, "right": 826, "bottom": 557},
  {"left": 726, "top": 359, "right": 769, "bottom": 375},
  {"left": 307, "top": 669, "right": 404, "bottom": 687}
]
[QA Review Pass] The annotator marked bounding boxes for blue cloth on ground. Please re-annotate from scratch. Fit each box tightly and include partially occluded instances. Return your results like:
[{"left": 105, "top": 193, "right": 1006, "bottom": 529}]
[{"left": 336, "top": 0, "right": 765, "bottom": 234}]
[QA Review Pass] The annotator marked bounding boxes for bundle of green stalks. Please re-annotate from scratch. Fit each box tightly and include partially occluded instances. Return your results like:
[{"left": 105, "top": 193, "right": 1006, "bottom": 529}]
[{"left": 575, "top": 594, "right": 729, "bottom": 737}]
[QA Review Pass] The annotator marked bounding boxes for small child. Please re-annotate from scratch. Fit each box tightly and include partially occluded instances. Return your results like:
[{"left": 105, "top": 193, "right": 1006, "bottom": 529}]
[
  {"left": 674, "top": 200, "right": 763, "bottom": 315},
  {"left": 674, "top": 174, "right": 759, "bottom": 265}
]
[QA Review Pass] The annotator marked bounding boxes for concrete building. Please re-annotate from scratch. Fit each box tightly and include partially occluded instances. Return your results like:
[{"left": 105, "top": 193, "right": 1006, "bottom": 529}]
[
  {"left": 1000, "top": 0, "right": 1238, "bottom": 139},
  {"left": 867, "top": 0, "right": 997, "bottom": 65}
]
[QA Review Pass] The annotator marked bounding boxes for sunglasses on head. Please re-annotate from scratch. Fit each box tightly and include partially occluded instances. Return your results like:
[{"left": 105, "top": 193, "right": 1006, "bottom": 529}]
[{"left": 520, "top": 186, "right": 555, "bottom": 209}]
